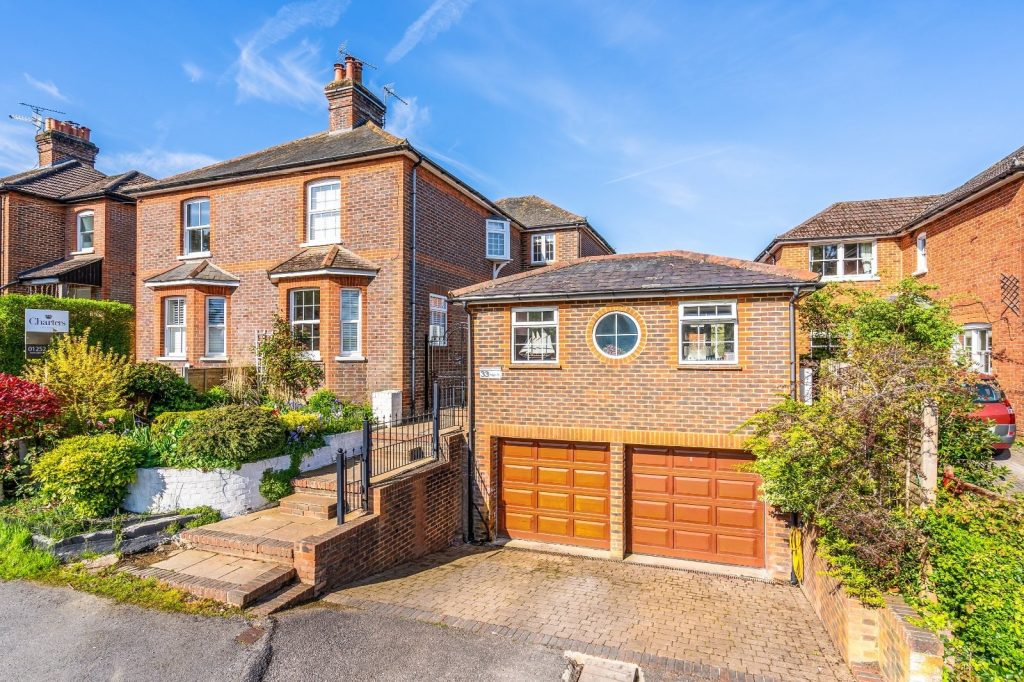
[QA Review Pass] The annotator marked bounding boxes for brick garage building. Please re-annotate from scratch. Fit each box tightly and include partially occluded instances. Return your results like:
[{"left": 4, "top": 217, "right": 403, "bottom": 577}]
[
  {"left": 0, "top": 118, "right": 151, "bottom": 302},
  {"left": 132, "top": 57, "right": 615, "bottom": 410},
  {"left": 452, "top": 251, "right": 820, "bottom": 581},
  {"left": 757, "top": 144, "right": 1024, "bottom": 404}
]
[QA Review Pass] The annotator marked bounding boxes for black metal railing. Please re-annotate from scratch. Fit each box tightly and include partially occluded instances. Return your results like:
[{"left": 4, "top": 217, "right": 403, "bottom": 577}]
[{"left": 337, "top": 380, "right": 466, "bottom": 523}]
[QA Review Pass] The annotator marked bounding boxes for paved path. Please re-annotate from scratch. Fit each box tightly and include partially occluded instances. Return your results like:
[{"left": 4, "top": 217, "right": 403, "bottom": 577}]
[
  {"left": 998, "top": 445, "right": 1024, "bottom": 492},
  {"left": 325, "top": 545, "right": 854, "bottom": 682}
]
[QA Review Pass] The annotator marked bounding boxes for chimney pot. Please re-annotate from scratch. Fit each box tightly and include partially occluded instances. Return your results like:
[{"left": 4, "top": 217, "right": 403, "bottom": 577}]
[
  {"left": 344, "top": 56, "right": 356, "bottom": 82},
  {"left": 35, "top": 117, "right": 99, "bottom": 167},
  {"left": 333, "top": 63, "right": 344, "bottom": 82},
  {"left": 325, "top": 56, "right": 384, "bottom": 132}
]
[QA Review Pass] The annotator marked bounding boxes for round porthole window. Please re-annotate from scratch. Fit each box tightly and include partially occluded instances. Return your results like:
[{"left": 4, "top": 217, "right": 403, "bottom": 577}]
[{"left": 593, "top": 312, "right": 641, "bottom": 358}]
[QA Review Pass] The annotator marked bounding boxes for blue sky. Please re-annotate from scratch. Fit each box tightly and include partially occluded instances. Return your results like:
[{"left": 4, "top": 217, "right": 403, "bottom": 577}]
[{"left": 1, "top": 1, "right": 1023, "bottom": 259}]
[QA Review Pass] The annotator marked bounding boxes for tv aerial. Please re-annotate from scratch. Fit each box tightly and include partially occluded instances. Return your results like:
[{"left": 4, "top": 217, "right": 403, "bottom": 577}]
[
  {"left": 9, "top": 102, "right": 66, "bottom": 133},
  {"left": 337, "top": 42, "right": 377, "bottom": 70}
]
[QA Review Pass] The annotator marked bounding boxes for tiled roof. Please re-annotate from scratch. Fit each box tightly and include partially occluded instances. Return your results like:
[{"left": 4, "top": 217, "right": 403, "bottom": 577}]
[
  {"left": 908, "top": 144, "right": 1024, "bottom": 228},
  {"left": 496, "top": 195, "right": 585, "bottom": 228},
  {"left": 138, "top": 124, "right": 406, "bottom": 192},
  {"left": 268, "top": 244, "right": 379, "bottom": 276},
  {"left": 144, "top": 260, "right": 240, "bottom": 285},
  {"left": 774, "top": 196, "right": 939, "bottom": 241},
  {"left": 18, "top": 254, "right": 102, "bottom": 279},
  {"left": 451, "top": 250, "right": 819, "bottom": 301},
  {"left": 0, "top": 161, "right": 151, "bottom": 202},
  {"left": 61, "top": 170, "right": 155, "bottom": 200}
]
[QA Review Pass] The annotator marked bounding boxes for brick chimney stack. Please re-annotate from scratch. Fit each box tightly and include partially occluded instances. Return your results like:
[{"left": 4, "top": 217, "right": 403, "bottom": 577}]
[
  {"left": 325, "top": 55, "right": 386, "bottom": 133},
  {"left": 36, "top": 118, "right": 99, "bottom": 167}
]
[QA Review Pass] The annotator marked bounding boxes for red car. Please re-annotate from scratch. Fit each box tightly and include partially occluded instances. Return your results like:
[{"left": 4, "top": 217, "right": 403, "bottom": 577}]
[{"left": 972, "top": 375, "right": 1016, "bottom": 450}]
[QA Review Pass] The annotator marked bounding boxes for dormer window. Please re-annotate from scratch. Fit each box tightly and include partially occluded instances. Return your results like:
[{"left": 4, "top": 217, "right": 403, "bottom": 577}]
[
  {"left": 486, "top": 219, "right": 510, "bottom": 260},
  {"left": 307, "top": 179, "right": 341, "bottom": 244},
  {"left": 531, "top": 234, "right": 555, "bottom": 264},
  {"left": 76, "top": 211, "right": 94, "bottom": 252},
  {"left": 183, "top": 199, "right": 210, "bottom": 255}
]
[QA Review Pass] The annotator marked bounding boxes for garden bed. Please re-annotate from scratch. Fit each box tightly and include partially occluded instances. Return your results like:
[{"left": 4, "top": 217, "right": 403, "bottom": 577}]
[{"left": 122, "top": 430, "right": 361, "bottom": 517}]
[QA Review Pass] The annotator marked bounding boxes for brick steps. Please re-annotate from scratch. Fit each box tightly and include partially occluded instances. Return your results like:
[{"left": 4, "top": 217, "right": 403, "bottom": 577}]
[
  {"left": 249, "top": 581, "right": 315, "bottom": 617},
  {"left": 125, "top": 549, "right": 295, "bottom": 608},
  {"left": 180, "top": 527, "right": 294, "bottom": 564},
  {"left": 292, "top": 472, "right": 337, "bottom": 495},
  {"left": 278, "top": 492, "right": 337, "bottom": 520}
]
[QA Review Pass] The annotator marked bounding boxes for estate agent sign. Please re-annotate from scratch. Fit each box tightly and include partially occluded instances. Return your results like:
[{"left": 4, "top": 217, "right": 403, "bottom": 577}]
[{"left": 25, "top": 309, "right": 69, "bottom": 358}]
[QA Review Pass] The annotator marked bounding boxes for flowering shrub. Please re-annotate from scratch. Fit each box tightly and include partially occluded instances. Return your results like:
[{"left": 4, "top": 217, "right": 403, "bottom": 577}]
[{"left": 0, "top": 374, "right": 60, "bottom": 442}]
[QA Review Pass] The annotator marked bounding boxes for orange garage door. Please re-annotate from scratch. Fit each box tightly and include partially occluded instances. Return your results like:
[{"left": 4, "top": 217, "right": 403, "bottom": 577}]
[
  {"left": 629, "top": 447, "right": 764, "bottom": 567},
  {"left": 499, "top": 440, "right": 611, "bottom": 549}
]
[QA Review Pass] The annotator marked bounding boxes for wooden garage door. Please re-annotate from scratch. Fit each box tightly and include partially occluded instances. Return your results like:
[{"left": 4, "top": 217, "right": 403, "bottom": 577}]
[
  {"left": 499, "top": 440, "right": 611, "bottom": 549},
  {"left": 629, "top": 447, "right": 764, "bottom": 567}
]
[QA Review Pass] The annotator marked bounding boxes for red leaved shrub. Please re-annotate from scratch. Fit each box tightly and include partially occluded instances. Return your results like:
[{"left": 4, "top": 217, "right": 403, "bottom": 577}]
[{"left": 0, "top": 373, "right": 60, "bottom": 441}]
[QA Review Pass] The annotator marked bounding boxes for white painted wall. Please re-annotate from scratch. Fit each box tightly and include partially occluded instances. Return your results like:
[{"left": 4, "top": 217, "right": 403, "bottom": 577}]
[{"left": 123, "top": 431, "right": 362, "bottom": 517}]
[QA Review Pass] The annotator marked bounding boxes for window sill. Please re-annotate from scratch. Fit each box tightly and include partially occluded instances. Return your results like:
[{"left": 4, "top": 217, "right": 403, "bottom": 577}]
[
  {"left": 299, "top": 239, "right": 342, "bottom": 248},
  {"left": 335, "top": 355, "right": 366, "bottom": 362},
  {"left": 677, "top": 363, "right": 743, "bottom": 371},
  {"left": 156, "top": 356, "right": 187, "bottom": 362},
  {"left": 509, "top": 362, "right": 561, "bottom": 370},
  {"left": 70, "top": 248, "right": 94, "bottom": 256},
  {"left": 530, "top": 261, "right": 555, "bottom": 266},
  {"left": 198, "top": 356, "right": 228, "bottom": 362},
  {"left": 912, "top": 269, "right": 928, "bottom": 277},
  {"left": 819, "top": 275, "right": 880, "bottom": 282},
  {"left": 178, "top": 252, "right": 211, "bottom": 260}
]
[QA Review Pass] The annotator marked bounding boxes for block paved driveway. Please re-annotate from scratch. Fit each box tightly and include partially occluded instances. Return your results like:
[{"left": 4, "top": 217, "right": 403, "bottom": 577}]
[{"left": 325, "top": 546, "right": 853, "bottom": 681}]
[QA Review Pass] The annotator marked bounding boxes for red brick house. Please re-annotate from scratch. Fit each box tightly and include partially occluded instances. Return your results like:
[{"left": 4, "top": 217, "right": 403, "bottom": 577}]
[
  {"left": 495, "top": 195, "right": 614, "bottom": 268},
  {"left": 0, "top": 118, "right": 151, "bottom": 302},
  {"left": 132, "top": 57, "right": 612, "bottom": 411},
  {"left": 451, "top": 251, "right": 820, "bottom": 580},
  {"left": 757, "top": 144, "right": 1024, "bottom": 404}
]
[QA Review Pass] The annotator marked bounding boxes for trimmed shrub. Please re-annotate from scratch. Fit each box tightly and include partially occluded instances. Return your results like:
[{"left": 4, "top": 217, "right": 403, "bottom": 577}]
[
  {"left": 126, "top": 363, "right": 204, "bottom": 418},
  {"left": 162, "top": 406, "right": 287, "bottom": 470},
  {"left": 33, "top": 434, "right": 140, "bottom": 517},
  {"left": 280, "top": 411, "right": 321, "bottom": 433},
  {"left": 0, "top": 294, "right": 133, "bottom": 376},
  {"left": 150, "top": 409, "right": 205, "bottom": 436},
  {"left": 0, "top": 373, "right": 60, "bottom": 441},
  {"left": 23, "top": 331, "right": 128, "bottom": 434}
]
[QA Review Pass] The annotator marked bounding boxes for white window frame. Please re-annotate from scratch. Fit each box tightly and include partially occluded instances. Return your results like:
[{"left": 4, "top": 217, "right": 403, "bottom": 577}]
[
  {"left": 429, "top": 294, "right": 448, "bottom": 347},
  {"left": 338, "top": 288, "right": 362, "bottom": 360},
  {"left": 76, "top": 211, "right": 94, "bottom": 253},
  {"left": 289, "top": 288, "right": 321, "bottom": 360},
  {"left": 163, "top": 297, "right": 186, "bottom": 359},
  {"left": 305, "top": 179, "right": 341, "bottom": 245},
  {"left": 204, "top": 296, "right": 227, "bottom": 359},
  {"left": 808, "top": 240, "right": 877, "bottom": 281},
  {"left": 511, "top": 307, "right": 558, "bottom": 364},
  {"left": 915, "top": 233, "right": 927, "bottom": 275},
  {"left": 485, "top": 219, "right": 510, "bottom": 261},
  {"left": 592, "top": 311, "right": 641, "bottom": 359},
  {"left": 530, "top": 233, "right": 556, "bottom": 265},
  {"left": 958, "top": 323, "right": 992, "bottom": 374},
  {"left": 678, "top": 300, "right": 739, "bottom": 365},
  {"left": 183, "top": 198, "right": 211, "bottom": 257}
]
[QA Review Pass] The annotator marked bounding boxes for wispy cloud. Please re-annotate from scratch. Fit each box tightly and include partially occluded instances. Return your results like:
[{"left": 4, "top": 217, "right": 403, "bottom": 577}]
[
  {"left": 104, "top": 148, "right": 218, "bottom": 179},
  {"left": 234, "top": 0, "right": 348, "bottom": 107},
  {"left": 0, "top": 121, "right": 38, "bottom": 173},
  {"left": 23, "top": 73, "right": 69, "bottom": 102},
  {"left": 387, "top": 0, "right": 475, "bottom": 63},
  {"left": 385, "top": 96, "right": 430, "bottom": 140},
  {"left": 604, "top": 149, "right": 730, "bottom": 185},
  {"left": 182, "top": 62, "right": 205, "bottom": 83}
]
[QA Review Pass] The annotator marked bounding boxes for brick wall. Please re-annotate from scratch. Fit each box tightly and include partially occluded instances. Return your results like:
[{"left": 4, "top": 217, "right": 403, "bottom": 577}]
[
  {"left": 468, "top": 294, "right": 798, "bottom": 580},
  {"left": 901, "top": 179, "right": 1024, "bottom": 404},
  {"left": 2, "top": 192, "right": 66, "bottom": 289},
  {"left": 800, "top": 529, "right": 943, "bottom": 681},
  {"left": 578, "top": 227, "right": 612, "bottom": 257},
  {"left": 293, "top": 432, "right": 465, "bottom": 593}
]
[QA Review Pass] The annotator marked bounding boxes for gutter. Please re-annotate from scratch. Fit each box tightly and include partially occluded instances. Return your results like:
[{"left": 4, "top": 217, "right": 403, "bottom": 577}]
[
  {"left": 898, "top": 164, "right": 1024, "bottom": 234},
  {"left": 410, "top": 156, "right": 423, "bottom": 412},
  {"left": 452, "top": 283, "right": 821, "bottom": 305}
]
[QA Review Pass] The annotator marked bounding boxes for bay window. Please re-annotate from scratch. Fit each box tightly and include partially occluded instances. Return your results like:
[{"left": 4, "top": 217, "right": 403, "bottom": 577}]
[
  {"left": 164, "top": 297, "right": 186, "bottom": 358},
  {"left": 679, "top": 301, "right": 738, "bottom": 364},
  {"left": 512, "top": 308, "right": 558, "bottom": 363},
  {"left": 339, "top": 288, "right": 361, "bottom": 358},
  {"left": 205, "top": 297, "right": 226, "bottom": 358},
  {"left": 289, "top": 288, "right": 321, "bottom": 358},
  {"left": 809, "top": 241, "right": 875, "bottom": 279},
  {"left": 486, "top": 219, "right": 510, "bottom": 260}
]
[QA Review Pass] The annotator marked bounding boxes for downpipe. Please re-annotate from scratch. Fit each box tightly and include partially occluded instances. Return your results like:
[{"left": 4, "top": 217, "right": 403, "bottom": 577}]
[
  {"left": 409, "top": 157, "right": 423, "bottom": 413},
  {"left": 789, "top": 286, "right": 802, "bottom": 400}
]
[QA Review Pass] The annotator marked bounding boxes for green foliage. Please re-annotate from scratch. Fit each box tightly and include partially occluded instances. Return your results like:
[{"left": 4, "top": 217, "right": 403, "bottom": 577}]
[
  {"left": 918, "top": 493, "right": 1024, "bottom": 679},
  {"left": 0, "top": 294, "right": 133, "bottom": 376},
  {"left": 259, "top": 468, "right": 294, "bottom": 502},
  {"left": 177, "top": 505, "right": 220, "bottom": 529},
  {"left": 0, "top": 497, "right": 104, "bottom": 540},
  {"left": 125, "top": 363, "right": 204, "bottom": 418},
  {"left": 280, "top": 410, "right": 321, "bottom": 433},
  {"left": 202, "top": 385, "right": 231, "bottom": 405},
  {"left": 306, "top": 388, "right": 341, "bottom": 415},
  {"left": 24, "top": 331, "right": 129, "bottom": 434},
  {"left": 256, "top": 316, "right": 324, "bottom": 402},
  {"left": 32, "top": 434, "right": 140, "bottom": 517},
  {"left": 160, "top": 406, "right": 286, "bottom": 470},
  {"left": 0, "top": 520, "right": 58, "bottom": 579}
]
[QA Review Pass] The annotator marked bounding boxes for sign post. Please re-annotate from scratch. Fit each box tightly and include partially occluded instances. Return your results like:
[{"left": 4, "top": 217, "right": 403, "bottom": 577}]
[{"left": 24, "top": 309, "right": 69, "bottom": 359}]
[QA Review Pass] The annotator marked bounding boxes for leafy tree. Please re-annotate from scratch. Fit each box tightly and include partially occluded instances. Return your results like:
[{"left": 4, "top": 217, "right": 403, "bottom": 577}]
[
  {"left": 255, "top": 316, "right": 324, "bottom": 403},
  {"left": 23, "top": 331, "right": 128, "bottom": 434}
]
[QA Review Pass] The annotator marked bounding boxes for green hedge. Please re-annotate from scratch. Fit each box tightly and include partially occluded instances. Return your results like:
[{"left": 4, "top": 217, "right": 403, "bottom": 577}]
[
  {"left": 33, "top": 434, "right": 141, "bottom": 518},
  {"left": 0, "top": 294, "right": 133, "bottom": 375},
  {"left": 160, "top": 406, "right": 287, "bottom": 470}
]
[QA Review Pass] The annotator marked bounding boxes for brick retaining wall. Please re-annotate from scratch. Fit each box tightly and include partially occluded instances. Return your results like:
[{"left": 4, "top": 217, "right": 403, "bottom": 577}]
[{"left": 800, "top": 529, "right": 943, "bottom": 681}]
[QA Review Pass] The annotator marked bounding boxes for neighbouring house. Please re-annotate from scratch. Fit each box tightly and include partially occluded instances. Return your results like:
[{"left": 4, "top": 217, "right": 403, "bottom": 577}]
[
  {"left": 132, "top": 56, "right": 613, "bottom": 412},
  {"left": 451, "top": 251, "right": 820, "bottom": 581},
  {"left": 757, "top": 143, "right": 1024, "bottom": 404},
  {"left": 495, "top": 195, "right": 614, "bottom": 268},
  {"left": 0, "top": 118, "right": 152, "bottom": 302}
]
